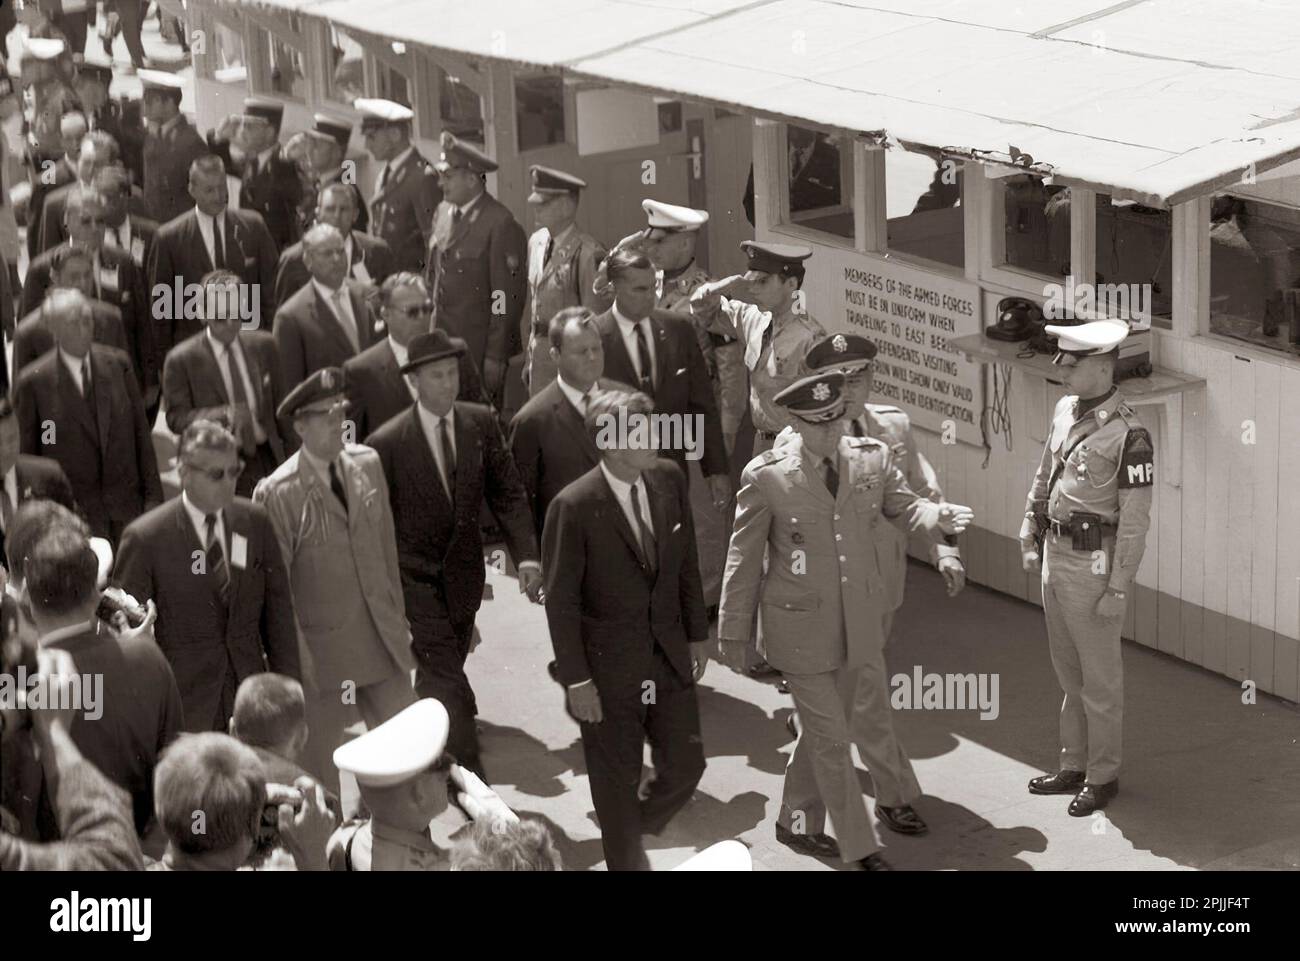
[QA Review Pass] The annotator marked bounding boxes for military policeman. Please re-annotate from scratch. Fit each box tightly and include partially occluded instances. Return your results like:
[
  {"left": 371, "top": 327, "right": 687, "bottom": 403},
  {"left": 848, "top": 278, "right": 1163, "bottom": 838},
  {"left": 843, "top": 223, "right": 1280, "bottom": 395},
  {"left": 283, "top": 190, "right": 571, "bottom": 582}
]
[
  {"left": 718, "top": 373, "right": 973, "bottom": 868},
  {"left": 138, "top": 69, "right": 209, "bottom": 226},
  {"left": 356, "top": 98, "right": 442, "bottom": 274},
  {"left": 522, "top": 165, "right": 609, "bottom": 397},
  {"left": 326, "top": 698, "right": 516, "bottom": 870},
  {"left": 298, "top": 113, "right": 368, "bottom": 234},
  {"left": 232, "top": 97, "right": 303, "bottom": 252},
  {"left": 1020, "top": 319, "right": 1153, "bottom": 817},
  {"left": 690, "top": 241, "right": 826, "bottom": 455},
  {"left": 803, "top": 333, "right": 966, "bottom": 635},
  {"left": 427, "top": 132, "right": 527, "bottom": 407}
]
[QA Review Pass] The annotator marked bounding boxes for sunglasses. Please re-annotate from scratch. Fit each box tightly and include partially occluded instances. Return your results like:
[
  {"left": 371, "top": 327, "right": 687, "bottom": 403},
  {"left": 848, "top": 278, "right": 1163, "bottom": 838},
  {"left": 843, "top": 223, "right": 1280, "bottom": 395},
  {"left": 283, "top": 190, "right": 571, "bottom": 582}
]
[
  {"left": 183, "top": 460, "right": 245, "bottom": 482},
  {"left": 73, "top": 215, "right": 107, "bottom": 226},
  {"left": 391, "top": 302, "right": 434, "bottom": 318}
]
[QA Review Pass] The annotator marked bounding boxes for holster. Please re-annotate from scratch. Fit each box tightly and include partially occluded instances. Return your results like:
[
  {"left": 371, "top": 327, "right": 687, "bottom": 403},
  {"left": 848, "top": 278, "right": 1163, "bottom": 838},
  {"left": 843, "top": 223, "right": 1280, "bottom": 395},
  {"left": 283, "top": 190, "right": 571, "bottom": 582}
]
[
  {"left": 1031, "top": 501, "right": 1049, "bottom": 553},
  {"left": 1070, "top": 511, "right": 1103, "bottom": 552}
]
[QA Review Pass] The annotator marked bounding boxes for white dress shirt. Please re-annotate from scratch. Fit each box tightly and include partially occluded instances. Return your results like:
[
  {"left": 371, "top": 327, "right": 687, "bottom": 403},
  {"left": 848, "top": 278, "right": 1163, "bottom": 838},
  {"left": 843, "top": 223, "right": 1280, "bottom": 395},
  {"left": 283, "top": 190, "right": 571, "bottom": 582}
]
[
  {"left": 388, "top": 337, "right": 419, "bottom": 400},
  {"left": 0, "top": 466, "right": 17, "bottom": 533},
  {"left": 313, "top": 278, "right": 360, "bottom": 351},
  {"left": 181, "top": 490, "right": 226, "bottom": 552},
  {"left": 455, "top": 190, "right": 484, "bottom": 221},
  {"left": 206, "top": 329, "right": 265, "bottom": 443},
  {"left": 599, "top": 461, "right": 655, "bottom": 558},
  {"left": 343, "top": 233, "right": 371, "bottom": 283},
  {"left": 416, "top": 401, "right": 456, "bottom": 497},
  {"left": 298, "top": 445, "right": 341, "bottom": 498},
  {"left": 375, "top": 146, "right": 414, "bottom": 196},
  {"left": 196, "top": 209, "right": 227, "bottom": 269},
  {"left": 59, "top": 348, "right": 90, "bottom": 395},
  {"left": 612, "top": 303, "right": 656, "bottom": 385},
  {"left": 555, "top": 374, "right": 595, "bottom": 416}
]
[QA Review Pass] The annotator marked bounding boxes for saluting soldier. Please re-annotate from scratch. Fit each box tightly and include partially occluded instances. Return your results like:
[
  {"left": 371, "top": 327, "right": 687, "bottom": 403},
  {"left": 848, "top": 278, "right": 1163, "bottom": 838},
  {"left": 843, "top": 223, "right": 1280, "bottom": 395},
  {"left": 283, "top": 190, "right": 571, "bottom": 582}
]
[
  {"left": 718, "top": 373, "right": 973, "bottom": 868},
  {"left": 1021, "top": 320, "right": 1153, "bottom": 817},
  {"left": 690, "top": 241, "right": 826, "bottom": 455},
  {"left": 357, "top": 99, "right": 442, "bottom": 274},
  {"left": 522, "top": 165, "right": 609, "bottom": 397},
  {"left": 427, "top": 132, "right": 527, "bottom": 407},
  {"left": 232, "top": 97, "right": 303, "bottom": 252},
  {"left": 296, "top": 113, "right": 368, "bottom": 235}
]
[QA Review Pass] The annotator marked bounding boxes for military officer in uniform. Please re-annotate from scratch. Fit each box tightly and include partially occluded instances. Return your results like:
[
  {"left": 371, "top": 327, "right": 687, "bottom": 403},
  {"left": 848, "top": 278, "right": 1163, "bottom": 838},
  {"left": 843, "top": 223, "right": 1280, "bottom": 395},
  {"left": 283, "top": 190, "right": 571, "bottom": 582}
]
[
  {"left": 231, "top": 97, "right": 303, "bottom": 252},
  {"left": 357, "top": 99, "right": 442, "bottom": 274},
  {"left": 718, "top": 373, "right": 973, "bottom": 868},
  {"left": 522, "top": 165, "right": 609, "bottom": 397},
  {"left": 1021, "top": 319, "right": 1153, "bottom": 817},
  {"left": 327, "top": 698, "right": 516, "bottom": 870},
  {"left": 297, "top": 113, "right": 368, "bottom": 234},
  {"left": 803, "top": 333, "right": 966, "bottom": 638},
  {"left": 138, "top": 70, "right": 209, "bottom": 226},
  {"left": 427, "top": 132, "right": 527, "bottom": 408}
]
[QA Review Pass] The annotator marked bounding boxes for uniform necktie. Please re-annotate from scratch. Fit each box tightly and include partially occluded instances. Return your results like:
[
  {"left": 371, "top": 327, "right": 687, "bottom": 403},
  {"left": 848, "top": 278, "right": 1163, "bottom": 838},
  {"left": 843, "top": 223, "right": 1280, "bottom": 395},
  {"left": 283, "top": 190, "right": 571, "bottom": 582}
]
[
  {"left": 633, "top": 320, "right": 654, "bottom": 395},
  {"left": 850, "top": 418, "right": 865, "bottom": 438},
  {"left": 378, "top": 164, "right": 390, "bottom": 192},
  {"left": 543, "top": 236, "right": 554, "bottom": 267},
  {"left": 760, "top": 317, "right": 775, "bottom": 359},
  {"left": 328, "top": 459, "right": 349, "bottom": 515},
  {"left": 439, "top": 417, "right": 456, "bottom": 501},
  {"left": 629, "top": 482, "right": 657, "bottom": 574},
  {"left": 204, "top": 513, "right": 230, "bottom": 606},
  {"left": 824, "top": 456, "right": 839, "bottom": 499},
  {"left": 453, "top": 207, "right": 463, "bottom": 226}
]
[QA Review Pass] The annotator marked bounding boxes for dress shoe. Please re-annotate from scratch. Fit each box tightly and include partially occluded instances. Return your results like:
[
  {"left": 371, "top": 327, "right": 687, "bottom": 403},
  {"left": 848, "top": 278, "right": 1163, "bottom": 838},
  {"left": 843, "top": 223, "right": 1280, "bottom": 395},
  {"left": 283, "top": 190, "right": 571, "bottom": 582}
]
[
  {"left": 748, "top": 660, "right": 781, "bottom": 679},
  {"left": 775, "top": 823, "right": 840, "bottom": 859},
  {"left": 876, "top": 804, "right": 928, "bottom": 836},
  {"left": 1027, "top": 769, "right": 1085, "bottom": 795},
  {"left": 1068, "top": 780, "right": 1118, "bottom": 817},
  {"left": 860, "top": 853, "right": 893, "bottom": 871}
]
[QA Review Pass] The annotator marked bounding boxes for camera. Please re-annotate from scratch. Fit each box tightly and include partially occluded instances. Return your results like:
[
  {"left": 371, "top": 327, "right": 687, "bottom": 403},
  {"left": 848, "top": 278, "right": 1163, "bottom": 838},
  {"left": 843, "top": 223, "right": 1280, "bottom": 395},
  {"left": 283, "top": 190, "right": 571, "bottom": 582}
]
[{"left": 94, "top": 587, "right": 148, "bottom": 630}]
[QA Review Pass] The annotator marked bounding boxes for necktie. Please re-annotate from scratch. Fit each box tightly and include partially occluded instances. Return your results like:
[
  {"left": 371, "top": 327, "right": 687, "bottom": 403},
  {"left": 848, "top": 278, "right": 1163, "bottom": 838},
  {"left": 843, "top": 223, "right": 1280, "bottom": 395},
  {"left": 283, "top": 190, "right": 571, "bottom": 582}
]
[
  {"left": 331, "top": 288, "right": 360, "bottom": 351},
  {"left": 760, "top": 317, "right": 775, "bottom": 359},
  {"left": 824, "top": 457, "right": 840, "bottom": 499},
  {"left": 224, "top": 344, "right": 257, "bottom": 454},
  {"left": 80, "top": 357, "right": 92, "bottom": 400},
  {"left": 328, "top": 459, "right": 349, "bottom": 514},
  {"left": 213, "top": 216, "right": 226, "bottom": 270},
  {"left": 204, "top": 513, "right": 230, "bottom": 606},
  {"left": 629, "top": 482, "right": 657, "bottom": 574},
  {"left": 453, "top": 207, "right": 463, "bottom": 226},
  {"left": 543, "top": 237, "right": 554, "bottom": 267},
  {"left": 633, "top": 321, "right": 654, "bottom": 395},
  {"left": 246, "top": 156, "right": 260, "bottom": 180},
  {"left": 850, "top": 418, "right": 865, "bottom": 438},
  {"left": 438, "top": 417, "right": 456, "bottom": 501},
  {"left": 378, "top": 164, "right": 390, "bottom": 192}
]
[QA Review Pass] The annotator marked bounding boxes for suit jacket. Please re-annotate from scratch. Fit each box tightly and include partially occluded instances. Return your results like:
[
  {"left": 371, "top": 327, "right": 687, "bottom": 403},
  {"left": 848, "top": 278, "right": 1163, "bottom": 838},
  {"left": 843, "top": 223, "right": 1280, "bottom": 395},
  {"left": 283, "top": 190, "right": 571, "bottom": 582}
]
[
  {"left": 143, "top": 115, "right": 209, "bottom": 225},
  {"left": 24, "top": 153, "right": 75, "bottom": 261},
  {"left": 239, "top": 145, "right": 303, "bottom": 251},
  {"left": 273, "top": 279, "right": 377, "bottom": 390},
  {"left": 427, "top": 192, "right": 527, "bottom": 372},
  {"left": 114, "top": 497, "right": 299, "bottom": 732},
  {"left": 367, "top": 402, "right": 537, "bottom": 635},
  {"left": 149, "top": 206, "right": 280, "bottom": 355},
  {"left": 274, "top": 230, "right": 395, "bottom": 306},
  {"left": 508, "top": 377, "right": 620, "bottom": 539},
  {"left": 718, "top": 433, "right": 942, "bottom": 674},
  {"left": 594, "top": 307, "right": 727, "bottom": 479},
  {"left": 14, "top": 345, "right": 163, "bottom": 538},
  {"left": 102, "top": 213, "right": 159, "bottom": 278},
  {"left": 162, "top": 329, "right": 287, "bottom": 462},
  {"left": 303, "top": 166, "right": 368, "bottom": 234},
  {"left": 13, "top": 300, "right": 128, "bottom": 377},
  {"left": 370, "top": 148, "right": 441, "bottom": 273},
  {"left": 22, "top": 243, "right": 157, "bottom": 393},
  {"left": 39, "top": 621, "right": 183, "bottom": 835},
  {"left": 541, "top": 459, "right": 706, "bottom": 692},
  {"left": 253, "top": 445, "right": 415, "bottom": 692},
  {"left": 0, "top": 455, "right": 77, "bottom": 566},
  {"left": 343, "top": 336, "right": 485, "bottom": 439},
  {"left": 92, "top": 98, "right": 146, "bottom": 188},
  {"left": 37, "top": 185, "right": 151, "bottom": 255}
]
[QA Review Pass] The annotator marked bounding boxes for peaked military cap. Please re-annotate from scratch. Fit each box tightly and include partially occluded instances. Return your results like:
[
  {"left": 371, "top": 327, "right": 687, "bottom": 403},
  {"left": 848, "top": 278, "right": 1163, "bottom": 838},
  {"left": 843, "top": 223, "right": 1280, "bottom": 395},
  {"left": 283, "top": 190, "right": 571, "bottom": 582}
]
[
  {"left": 333, "top": 699, "right": 450, "bottom": 788},
  {"left": 277, "top": 366, "right": 349, "bottom": 420},
  {"left": 1047, "top": 319, "right": 1129, "bottom": 363},
  {"left": 774, "top": 371, "right": 847, "bottom": 423},
  {"left": 434, "top": 131, "right": 497, "bottom": 174},
  {"left": 307, "top": 113, "right": 353, "bottom": 150},
  {"left": 642, "top": 199, "right": 708, "bottom": 231},
  {"left": 354, "top": 98, "right": 414, "bottom": 131},
  {"left": 741, "top": 240, "right": 812, "bottom": 277},
  {"left": 528, "top": 165, "right": 586, "bottom": 203},
  {"left": 805, "top": 332, "right": 877, "bottom": 373}
]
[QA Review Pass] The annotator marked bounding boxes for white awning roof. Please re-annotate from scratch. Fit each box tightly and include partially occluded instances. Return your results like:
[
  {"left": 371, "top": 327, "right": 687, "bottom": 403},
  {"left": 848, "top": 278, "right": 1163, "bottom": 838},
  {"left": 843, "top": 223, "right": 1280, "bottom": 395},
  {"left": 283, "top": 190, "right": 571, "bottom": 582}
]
[{"left": 221, "top": 0, "right": 1300, "bottom": 206}]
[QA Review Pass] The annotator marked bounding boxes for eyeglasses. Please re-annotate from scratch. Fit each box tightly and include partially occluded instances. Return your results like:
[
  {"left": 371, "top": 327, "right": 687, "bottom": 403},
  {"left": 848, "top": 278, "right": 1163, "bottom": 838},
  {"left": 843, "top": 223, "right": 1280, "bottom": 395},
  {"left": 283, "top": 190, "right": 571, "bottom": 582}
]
[
  {"left": 183, "top": 460, "right": 245, "bottom": 482},
  {"left": 390, "top": 302, "right": 434, "bottom": 318},
  {"left": 73, "top": 215, "right": 107, "bottom": 226}
]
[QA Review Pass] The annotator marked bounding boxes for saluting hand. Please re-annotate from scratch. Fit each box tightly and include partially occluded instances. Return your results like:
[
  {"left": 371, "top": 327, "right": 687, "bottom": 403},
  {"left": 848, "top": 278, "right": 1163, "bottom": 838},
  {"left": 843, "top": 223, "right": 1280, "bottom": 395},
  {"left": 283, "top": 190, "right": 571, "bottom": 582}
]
[{"left": 937, "top": 502, "right": 974, "bottom": 535}]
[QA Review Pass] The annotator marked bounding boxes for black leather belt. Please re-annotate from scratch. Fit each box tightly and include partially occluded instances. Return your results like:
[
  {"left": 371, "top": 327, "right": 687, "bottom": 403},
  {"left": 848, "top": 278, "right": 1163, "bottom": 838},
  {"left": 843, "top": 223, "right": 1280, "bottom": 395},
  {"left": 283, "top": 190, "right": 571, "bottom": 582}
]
[{"left": 1048, "top": 518, "right": 1117, "bottom": 537}]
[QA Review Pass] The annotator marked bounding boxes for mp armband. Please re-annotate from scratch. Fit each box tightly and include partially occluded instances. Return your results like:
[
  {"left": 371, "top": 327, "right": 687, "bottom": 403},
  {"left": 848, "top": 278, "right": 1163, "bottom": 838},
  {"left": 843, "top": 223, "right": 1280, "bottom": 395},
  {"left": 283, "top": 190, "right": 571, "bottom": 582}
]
[{"left": 1118, "top": 428, "right": 1154, "bottom": 488}]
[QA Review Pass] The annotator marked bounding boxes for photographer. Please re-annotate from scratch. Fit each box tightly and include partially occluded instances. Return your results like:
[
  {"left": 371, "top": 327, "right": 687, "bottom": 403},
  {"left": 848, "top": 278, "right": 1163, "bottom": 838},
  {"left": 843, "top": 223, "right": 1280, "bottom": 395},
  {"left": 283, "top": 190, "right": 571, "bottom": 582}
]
[
  {"left": 15, "top": 501, "right": 182, "bottom": 838},
  {"left": 1, "top": 638, "right": 144, "bottom": 870},
  {"left": 150, "top": 732, "right": 335, "bottom": 871}
]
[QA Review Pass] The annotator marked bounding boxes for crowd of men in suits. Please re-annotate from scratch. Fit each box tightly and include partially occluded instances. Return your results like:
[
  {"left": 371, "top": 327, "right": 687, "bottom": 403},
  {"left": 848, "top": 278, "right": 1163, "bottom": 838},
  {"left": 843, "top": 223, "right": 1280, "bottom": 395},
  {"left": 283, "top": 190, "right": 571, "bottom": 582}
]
[{"left": 0, "top": 9, "right": 988, "bottom": 873}]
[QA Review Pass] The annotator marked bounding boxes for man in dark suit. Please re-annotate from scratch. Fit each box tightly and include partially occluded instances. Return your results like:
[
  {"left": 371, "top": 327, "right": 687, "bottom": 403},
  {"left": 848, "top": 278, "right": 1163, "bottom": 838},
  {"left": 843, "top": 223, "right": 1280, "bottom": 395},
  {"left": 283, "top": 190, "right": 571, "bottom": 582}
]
[
  {"left": 14, "top": 289, "right": 163, "bottom": 542},
  {"left": 163, "top": 270, "right": 288, "bottom": 496},
  {"left": 13, "top": 247, "right": 130, "bottom": 375},
  {"left": 357, "top": 99, "right": 441, "bottom": 274},
  {"left": 231, "top": 98, "right": 303, "bottom": 252},
  {"left": 37, "top": 129, "right": 148, "bottom": 254},
  {"left": 0, "top": 395, "right": 77, "bottom": 568},
  {"left": 542, "top": 387, "right": 709, "bottom": 871},
  {"left": 343, "top": 273, "right": 485, "bottom": 439},
  {"left": 149, "top": 154, "right": 280, "bottom": 357},
  {"left": 139, "top": 70, "right": 210, "bottom": 226},
  {"left": 299, "top": 113, "right": 368, "bottom": 234},
  {"left": 73, "top": 61, "right": 144, "bottom": 184},
  {"left": 96, "top": 164, "right": 157, "bottom": 275},
  {"left": 273, "top": 223, "right": 377, "bottom": 390},
  {"left": 595, "top": 249, "right": 729, "bottom": 502},
  {"left": 510, "top": 306, "right": 620, "bottom": 539},
  {"left": 115, "top": 420, "right": 300, "bottom": 733},
  {"left": 24, "top": 109, "right": 81, "bottom": 263},
  {"left": 366, "top": 330, "right": 541, "bottom": 775},
  {"left": 427, "top": 132, "right": 527, "bottom": 406},
  {"left": 275, "top": 182, "right": 394, "bottom": 305},
  {"left": 20, "top": 503, "right": 183, "bottom": 837},
  {"left": 24, "top": 187, "right": 158, "bottom": 409}
]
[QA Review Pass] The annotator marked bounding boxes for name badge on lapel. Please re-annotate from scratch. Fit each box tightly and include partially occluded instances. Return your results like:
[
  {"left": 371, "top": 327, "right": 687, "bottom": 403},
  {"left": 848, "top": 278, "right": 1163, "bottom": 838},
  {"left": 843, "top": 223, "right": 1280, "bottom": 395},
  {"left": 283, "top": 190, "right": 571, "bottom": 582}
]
[
  {"left": 131, "top": 236, "right": 145, "bottom": 267},
  {"left": 97, "top": 264, "right": 118, "bottom": 294},
  {"left": 230, "top": 533, "right": 248, "bottom": 569}
]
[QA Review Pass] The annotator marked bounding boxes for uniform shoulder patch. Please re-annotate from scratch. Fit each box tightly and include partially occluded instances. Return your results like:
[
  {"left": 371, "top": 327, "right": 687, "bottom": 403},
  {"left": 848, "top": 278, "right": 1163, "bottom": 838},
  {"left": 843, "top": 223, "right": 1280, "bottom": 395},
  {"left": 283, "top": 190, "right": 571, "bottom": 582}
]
[{"left": 1118, "top": 427, "right": 1154, "bottom": 488}]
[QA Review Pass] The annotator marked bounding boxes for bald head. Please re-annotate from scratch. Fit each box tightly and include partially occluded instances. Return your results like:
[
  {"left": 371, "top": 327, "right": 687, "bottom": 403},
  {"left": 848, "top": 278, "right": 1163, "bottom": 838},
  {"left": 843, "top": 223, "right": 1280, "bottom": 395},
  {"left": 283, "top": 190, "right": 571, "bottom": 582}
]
[{"left": 302, "top": 223, "right": 347, "bottom": 289}]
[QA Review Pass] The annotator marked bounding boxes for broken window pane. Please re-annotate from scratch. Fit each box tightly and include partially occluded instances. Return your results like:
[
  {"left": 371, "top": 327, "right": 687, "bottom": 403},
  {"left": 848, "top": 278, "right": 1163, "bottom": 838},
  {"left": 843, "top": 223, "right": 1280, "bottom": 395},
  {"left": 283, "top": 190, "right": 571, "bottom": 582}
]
[
  {"left": 785, "top": 125, "right": 851, "bottom": 240},
  {"left": 886, "top": 147, "right": 964, "bottom": 269}
]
